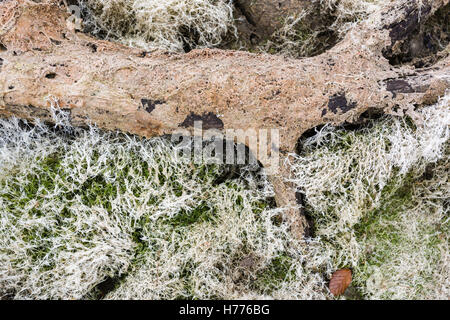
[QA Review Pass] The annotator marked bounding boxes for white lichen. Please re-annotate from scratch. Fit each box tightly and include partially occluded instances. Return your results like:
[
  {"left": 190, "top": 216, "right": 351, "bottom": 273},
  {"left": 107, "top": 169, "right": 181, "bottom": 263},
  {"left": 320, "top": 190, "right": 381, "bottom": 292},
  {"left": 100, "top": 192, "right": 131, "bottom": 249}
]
[
  {"left": 0, "top": 92, "right": 448, "bottom": 299},
  {"left": 260, "top": 0, "right": 383, "bottom": 57},
  {"left": 78, "top": 0, "right": 236, "bottom": 52},
  {"left": 288, "top": 92, "right": 449, "bottom": 299},
  {"left": 0, "top": 110, "right": 326, "bottom": 299}
]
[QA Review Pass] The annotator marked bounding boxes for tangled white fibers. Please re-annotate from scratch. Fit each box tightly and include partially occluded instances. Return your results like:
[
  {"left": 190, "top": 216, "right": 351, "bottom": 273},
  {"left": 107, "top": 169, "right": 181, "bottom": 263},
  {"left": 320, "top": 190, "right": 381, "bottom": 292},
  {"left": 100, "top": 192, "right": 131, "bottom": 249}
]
[
  {"left": 0, "top": 93, "right": 448, "bottom": 299},
  {"left": 78, "top": 0, "right": 236, "bottom": 52}
]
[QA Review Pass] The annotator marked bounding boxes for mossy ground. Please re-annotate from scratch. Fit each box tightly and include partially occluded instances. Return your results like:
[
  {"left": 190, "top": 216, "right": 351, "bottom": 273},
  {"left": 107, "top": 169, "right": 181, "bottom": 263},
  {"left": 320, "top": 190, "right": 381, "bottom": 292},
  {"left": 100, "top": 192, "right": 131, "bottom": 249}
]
[
  {"left": 0, "top": 116, "right": 303, "bottom": 299},
  {"left": 0, "top": 93, "right": 448, "bottom": 299},
  {"left": 290, "top": 95, "right": 449, "bottom": 299}
]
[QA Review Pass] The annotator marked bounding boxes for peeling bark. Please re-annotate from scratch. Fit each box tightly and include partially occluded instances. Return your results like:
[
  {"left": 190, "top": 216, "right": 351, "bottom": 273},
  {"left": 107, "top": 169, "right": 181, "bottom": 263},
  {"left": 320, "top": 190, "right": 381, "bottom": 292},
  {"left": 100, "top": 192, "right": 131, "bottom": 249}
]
[{"left": 0, "top": 0, "right": 449, "bottom": 238}]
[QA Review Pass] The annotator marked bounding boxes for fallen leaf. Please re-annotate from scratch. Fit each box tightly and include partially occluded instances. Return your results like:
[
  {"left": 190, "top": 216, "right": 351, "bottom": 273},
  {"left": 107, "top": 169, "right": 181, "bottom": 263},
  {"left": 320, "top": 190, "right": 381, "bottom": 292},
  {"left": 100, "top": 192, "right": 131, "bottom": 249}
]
[{"left": 329, "top": 269, "right": 352, "bottom": 297}]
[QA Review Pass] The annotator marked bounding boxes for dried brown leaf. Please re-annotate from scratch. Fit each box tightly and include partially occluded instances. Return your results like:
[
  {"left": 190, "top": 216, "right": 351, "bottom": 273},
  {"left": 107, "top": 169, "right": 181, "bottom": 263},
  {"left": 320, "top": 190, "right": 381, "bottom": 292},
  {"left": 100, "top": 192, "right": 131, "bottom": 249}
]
[{"left": 329, "top": 269, "right": 352, "bottom": 297}]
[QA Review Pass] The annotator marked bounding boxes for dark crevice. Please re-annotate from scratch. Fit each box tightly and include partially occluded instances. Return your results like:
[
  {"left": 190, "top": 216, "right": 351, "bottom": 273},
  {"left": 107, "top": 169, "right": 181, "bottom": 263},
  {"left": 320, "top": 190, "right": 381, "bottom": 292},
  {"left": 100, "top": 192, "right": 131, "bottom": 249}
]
[
  {"left": 87, "top": 273, "right": 128, "bottom": 300},
  {"left": 179, "top": 112, "right": 224, "bottom": 130},
  {"left": 232, "top": 0, "right": 257, "bottom": 27},
  {"left": 165, "top": 134, "right": 265, "bottom": 189},
  {"left": 45, "top": 73, "right": 57, "bottom": 79},
  {"left": 179, "top": 26, "right": 201, "bottom": 53},
  {"left": 295, "top": 109, "right": 387, "bottom": 237},
  {"left": 295, "top": 191, "right": 315, "bottom": 238},
  {"left": 86, "top": 42, "right": 97, "bottom": 52},
  {"left": 420, "top": 163, "right": 436, "bottom": 181},
  {"left": 297, "top": 109, "right": 385, "bottom": 155},
  {"left": 50, "top": 38, "right": 62, "bottom": 45}
]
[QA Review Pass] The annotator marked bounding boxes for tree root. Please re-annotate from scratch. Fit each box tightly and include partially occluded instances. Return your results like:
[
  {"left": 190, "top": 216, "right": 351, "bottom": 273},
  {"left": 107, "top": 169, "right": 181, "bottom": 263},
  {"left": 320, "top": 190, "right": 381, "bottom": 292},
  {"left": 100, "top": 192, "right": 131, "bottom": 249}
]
[{"left": 0, "top": 0, "right": 448, "bottom": 238}]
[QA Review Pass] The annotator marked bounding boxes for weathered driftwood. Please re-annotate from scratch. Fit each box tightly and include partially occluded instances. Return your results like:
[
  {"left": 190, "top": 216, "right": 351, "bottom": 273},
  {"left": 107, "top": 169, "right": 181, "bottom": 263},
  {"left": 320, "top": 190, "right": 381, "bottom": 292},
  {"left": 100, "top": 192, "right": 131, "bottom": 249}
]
[{"left": 0, "top": 0, "right": 449, "bottom": 237}]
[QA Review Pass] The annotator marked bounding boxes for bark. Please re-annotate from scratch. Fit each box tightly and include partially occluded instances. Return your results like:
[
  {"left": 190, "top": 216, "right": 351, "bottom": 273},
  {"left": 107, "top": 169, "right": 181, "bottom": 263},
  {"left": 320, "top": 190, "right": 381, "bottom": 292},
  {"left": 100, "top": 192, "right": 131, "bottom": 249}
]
[{"left": 0, "top": 0, "right": 449, "bottom": 238}]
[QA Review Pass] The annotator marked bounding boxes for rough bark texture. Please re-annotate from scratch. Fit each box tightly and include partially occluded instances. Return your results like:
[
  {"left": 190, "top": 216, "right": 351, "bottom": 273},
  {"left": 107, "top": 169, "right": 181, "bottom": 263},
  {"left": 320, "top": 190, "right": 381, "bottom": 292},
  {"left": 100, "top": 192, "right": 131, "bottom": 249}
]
[{"left": 0, "top": 0, "right": 449, "bottom": 238}]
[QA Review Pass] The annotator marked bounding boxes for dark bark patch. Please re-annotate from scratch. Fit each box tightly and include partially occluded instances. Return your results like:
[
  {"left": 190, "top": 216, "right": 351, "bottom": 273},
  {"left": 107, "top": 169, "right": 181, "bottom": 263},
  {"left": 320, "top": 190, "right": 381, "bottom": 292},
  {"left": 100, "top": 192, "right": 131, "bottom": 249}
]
[
  {"left": 180, "top": 112, "right": 224, "bottom": 130},
  {"left": 45, "top": 73, "right": 57, "bottom": 79},
  {"left": 386, "top": 3, "right": 431, "bottom": 43},
  {"left": 386, "top": 79, "right": 414, "bottom": 98},
  {"left": 50, "top": 38, "right": 62, "bottom": 45},
  {"left": 87, "top": 42, "right": 97, "bottom": 53},
  {"left": 141, "top": 98, "right": 165, "bottom": 113},
  {"left": 0, "top": 58, "right": 3, "bottom": 70},
  {"left": 328, "top": 93, "right": 357, "bottom": 114},
  {"left": 0, "top": 42, "right": 6, "bottom": 51},
  {"left": 383, "top": 2, "right": 448, "bottom": 66}
]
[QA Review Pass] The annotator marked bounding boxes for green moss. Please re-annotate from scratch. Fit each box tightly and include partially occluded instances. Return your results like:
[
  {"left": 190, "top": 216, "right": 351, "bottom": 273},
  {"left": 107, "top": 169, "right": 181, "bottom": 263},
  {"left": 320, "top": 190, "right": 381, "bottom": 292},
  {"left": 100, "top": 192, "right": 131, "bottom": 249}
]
[
  {"left": 253, "top": 254, "right": 295, "bottom": 294},
  {"left": 177, "top": 259, "right": 200, "bottom": 300},
  {"left": 3, "top": 95, "right": 446, "bottom": 299},
  {"left": 169, "top": 202, "right": 216, "bottom": 227},
  {"left": 351, "top": 166, "right": 447, "bottom": 298},
  {"left": 355, "top": 170, "right": 416, "bottom": 239}
]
